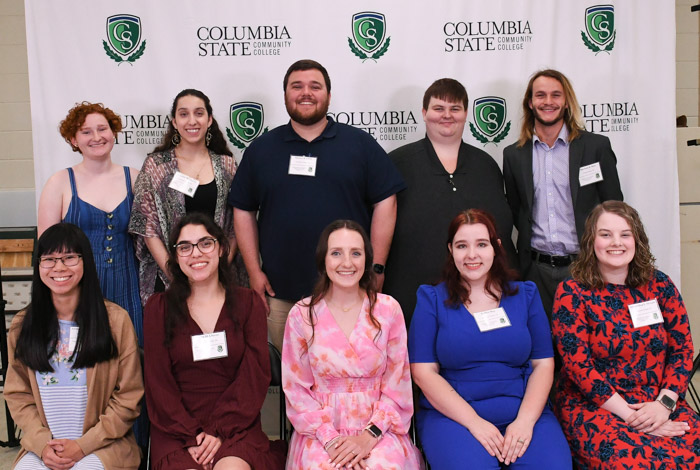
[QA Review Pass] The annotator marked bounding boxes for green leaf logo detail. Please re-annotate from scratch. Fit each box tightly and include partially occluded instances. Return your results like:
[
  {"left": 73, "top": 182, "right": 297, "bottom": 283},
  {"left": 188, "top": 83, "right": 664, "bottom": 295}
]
[
  {"left": 227, "top": 102, "right": 268, "bottom": 149},
  {"left": 581, "top": 5, "right": 615, "bottom": 54},
  {"left": 104, "top": 15, "right": 147, "bottom": 65},
  {"left": 470, "top": 97, "right": 511, "bottom": 146},
  {"left": 348, "top": 12, "right": 391, "bottom": 62}
]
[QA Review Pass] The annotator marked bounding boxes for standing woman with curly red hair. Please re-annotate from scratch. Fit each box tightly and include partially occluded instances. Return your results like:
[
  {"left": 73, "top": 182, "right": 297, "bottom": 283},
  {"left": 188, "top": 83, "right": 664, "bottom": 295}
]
[{"left": 37, "top": 102, "right": 142, "bottom": 345}]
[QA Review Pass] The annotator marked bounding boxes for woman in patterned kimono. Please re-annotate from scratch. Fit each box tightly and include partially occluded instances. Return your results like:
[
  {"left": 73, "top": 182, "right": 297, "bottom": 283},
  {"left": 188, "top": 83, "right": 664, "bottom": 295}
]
[
  {"left": 282, "top": 219, "right": 422, "bottom": 470},
  {"left": 129, "top": 89, "right": 245, "bottom": 308},
  {"left": 552, "top": 201, "right": 700, "bottom": 469},
  {"left": 4, "top": 223, "right": 143, "bottom": 470}
]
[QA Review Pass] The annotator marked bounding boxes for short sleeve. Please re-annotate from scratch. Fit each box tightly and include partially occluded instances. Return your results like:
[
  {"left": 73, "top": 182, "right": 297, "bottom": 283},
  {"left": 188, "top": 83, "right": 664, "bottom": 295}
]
[
  {"left": 408, "top": 285, "right": 440, "bottom": 363},
  {"left": 362, "top": 134, "right": 406, "bottom": 204},
  {"left": 227, "top": 145, "right": 259, "bottom": 211},
  {"left": 523, "top": 281, "right": 554, "bottom": 360}
]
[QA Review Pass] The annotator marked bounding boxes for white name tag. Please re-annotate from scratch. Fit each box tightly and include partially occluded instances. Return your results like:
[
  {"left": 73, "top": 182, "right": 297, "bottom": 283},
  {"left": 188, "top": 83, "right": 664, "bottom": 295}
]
[
  {"left": 288, "top": 155, "right": 317, "bottom": 176},
  {"left": 68, "top": 326, "right": 79, "bottom": 353},
  {"left": 578, "top": 162, "right": 604, "bottom": 186},
  {"left": 628, "top": 299, "right": 663, "bottom": 329},
  {"left": 191, "top": 331, "right": 228, "bottom": 361},
  {"left": 168, "top": 171, "right": 200, "bottom": 196},
  {"left": 473, "top": 307, "right": 511, "bottom": 332}
]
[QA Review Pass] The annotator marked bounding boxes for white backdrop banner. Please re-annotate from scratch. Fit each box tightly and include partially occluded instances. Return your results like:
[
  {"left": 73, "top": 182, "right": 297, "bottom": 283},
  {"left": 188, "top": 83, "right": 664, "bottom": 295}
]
[{"left": 25, "top": 0, "right": 680, "bottom": 283}]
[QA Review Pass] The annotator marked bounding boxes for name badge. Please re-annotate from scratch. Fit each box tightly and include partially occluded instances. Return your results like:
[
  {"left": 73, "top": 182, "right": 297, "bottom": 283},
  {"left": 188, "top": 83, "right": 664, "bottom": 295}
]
[
  {"left": 578, "top": 162, "right": 604, "bottom": 186},
  {"left": 473, "top": 307, "right": 511, "bottom": 332},
  {"left": 169, "top": 171, "right": 200, "bottom": 197},
  {"left": 191, "top": 331, "right": 228, "bottom": 361},
  {"left": 69, "top": 326, "right": 79, "bottom": 353},
  {"left": 288, "top": 155, "right": 317, "bottom": 177},
  {"left": 628, "top": 299, "right": 663, "bottom": 328}
]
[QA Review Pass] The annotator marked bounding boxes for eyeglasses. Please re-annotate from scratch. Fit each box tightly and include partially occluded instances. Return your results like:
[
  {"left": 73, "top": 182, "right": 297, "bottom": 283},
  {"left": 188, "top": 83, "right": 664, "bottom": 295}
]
[
  {"left": 39, "top": 254, "right": 82, "bottom": 268},
  {"left": 174, "top": 237, "right": 218, "bottom": 256}
]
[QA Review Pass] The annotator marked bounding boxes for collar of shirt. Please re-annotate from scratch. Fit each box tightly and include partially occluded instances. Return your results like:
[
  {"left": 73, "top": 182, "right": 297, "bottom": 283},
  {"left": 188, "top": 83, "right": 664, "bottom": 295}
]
[
  {"left": 533, "top": 124, "right": 569, "bottom": 150},
  {"left": 283, "top": 116, "right": 336, "bottom": 143}
]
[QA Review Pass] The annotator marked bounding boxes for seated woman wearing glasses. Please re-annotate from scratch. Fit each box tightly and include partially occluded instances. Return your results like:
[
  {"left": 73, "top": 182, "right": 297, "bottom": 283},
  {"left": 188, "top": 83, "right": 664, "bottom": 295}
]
[
  {"left": 4, "top": 223, "right": 143, "bottom": 470},
  {"left": 144, "top": 213, "right": 286, "bottom": 470}
]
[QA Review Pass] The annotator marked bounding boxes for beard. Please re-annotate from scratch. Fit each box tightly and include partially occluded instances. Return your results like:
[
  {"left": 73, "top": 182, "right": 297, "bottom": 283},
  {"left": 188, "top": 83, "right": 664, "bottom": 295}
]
[
  {"left": 532, "top": 106, "right": 566, "bottom": 128},
  {"left": 285, "top": 97, "right": 330, "bottom": 126}
]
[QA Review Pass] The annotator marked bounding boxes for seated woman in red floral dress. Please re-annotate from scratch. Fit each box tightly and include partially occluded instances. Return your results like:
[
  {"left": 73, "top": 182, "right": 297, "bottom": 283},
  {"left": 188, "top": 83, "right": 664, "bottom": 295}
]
[{"left": 552, "top": 201, "right": 700, "bottom": 469}]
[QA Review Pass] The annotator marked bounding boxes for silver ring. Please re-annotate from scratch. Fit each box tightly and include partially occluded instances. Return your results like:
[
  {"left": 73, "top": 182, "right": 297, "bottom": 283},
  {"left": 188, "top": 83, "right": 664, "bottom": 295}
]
[{"left": 517, "top": 439, "right": 525, "bottom": 444}]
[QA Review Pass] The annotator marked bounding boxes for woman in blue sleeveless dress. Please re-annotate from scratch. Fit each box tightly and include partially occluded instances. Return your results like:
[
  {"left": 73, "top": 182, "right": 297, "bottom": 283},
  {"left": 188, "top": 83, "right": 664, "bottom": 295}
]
[{"left": 37, "top": 102, "right": 142, "bottom": 344}]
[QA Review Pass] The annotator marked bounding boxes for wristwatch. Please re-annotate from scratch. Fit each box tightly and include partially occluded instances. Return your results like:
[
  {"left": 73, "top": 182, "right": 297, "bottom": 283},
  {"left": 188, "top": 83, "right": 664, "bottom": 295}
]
[
  {"left": 657, "top": 394, "right": 677, "bottom": 412},
  {"left": 372, "top": 263, "right": 385, "bottom": 274},
  {"left": 364, "top": 423, "right": 382, "bottom": 439}
]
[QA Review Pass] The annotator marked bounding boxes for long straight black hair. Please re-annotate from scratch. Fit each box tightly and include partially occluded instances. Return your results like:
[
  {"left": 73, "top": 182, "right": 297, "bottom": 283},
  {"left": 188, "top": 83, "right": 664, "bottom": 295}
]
[{"left": 14, "top": 223, "right": 117, "bottom": 372}]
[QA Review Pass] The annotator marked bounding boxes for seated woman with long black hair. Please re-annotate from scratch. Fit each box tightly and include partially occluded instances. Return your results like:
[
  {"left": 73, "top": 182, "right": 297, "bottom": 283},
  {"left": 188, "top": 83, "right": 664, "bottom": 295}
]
[{"left": 4, "top": 223, "right": 143, "bottom": 470}]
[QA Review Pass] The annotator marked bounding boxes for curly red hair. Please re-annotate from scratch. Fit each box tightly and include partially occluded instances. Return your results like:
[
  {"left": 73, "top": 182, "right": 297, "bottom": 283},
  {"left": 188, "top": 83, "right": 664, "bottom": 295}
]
[{"left": 59, "top": 102, "right": 122, "bottom": 152}]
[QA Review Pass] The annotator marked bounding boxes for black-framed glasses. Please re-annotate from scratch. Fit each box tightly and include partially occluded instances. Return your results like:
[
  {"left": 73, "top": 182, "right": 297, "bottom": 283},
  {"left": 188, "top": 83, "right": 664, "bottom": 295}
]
[
  {"left": 174, "top": 237, "right": 218, "bottom": 256},
  {"left": 39, "top": 254, "right": 82, "bottom": 268}
]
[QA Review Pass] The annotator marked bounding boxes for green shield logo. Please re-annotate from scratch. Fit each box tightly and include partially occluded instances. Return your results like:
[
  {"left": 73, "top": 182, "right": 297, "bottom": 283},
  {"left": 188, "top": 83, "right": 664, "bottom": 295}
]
[
  {"left": 474, "top": 97, "right": 506, "bottom": 138},
  {"left": 585, "top": 5, "right": 615, "bottom": 46},
  {"left": 230, "top": 102, "right": 264, "bottom": 143},
  {"left": 352, "top": 12, "right": 386, "bottom": 54},
  {"left": 106, "top": 15, "right": 141, "bottom": 56}
]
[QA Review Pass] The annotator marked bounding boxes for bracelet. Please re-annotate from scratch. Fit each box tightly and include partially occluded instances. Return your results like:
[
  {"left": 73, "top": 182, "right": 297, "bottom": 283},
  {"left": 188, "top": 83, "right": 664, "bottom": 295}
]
[{"left": 324, "top": 436, "right": 341, "bottom": 451}]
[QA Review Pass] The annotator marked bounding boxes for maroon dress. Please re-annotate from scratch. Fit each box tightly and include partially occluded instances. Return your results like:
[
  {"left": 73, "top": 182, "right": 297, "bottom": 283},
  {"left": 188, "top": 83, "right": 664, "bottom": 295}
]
[{"left": 144, "top": 288, "right": 287, "bottom": 469}]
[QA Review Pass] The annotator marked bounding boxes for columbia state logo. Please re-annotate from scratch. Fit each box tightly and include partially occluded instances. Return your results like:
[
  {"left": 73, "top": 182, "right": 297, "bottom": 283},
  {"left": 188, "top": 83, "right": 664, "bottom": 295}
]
[
  {"left": 348, "top": 12, "right": 391, "bottom": 62},
  {"left": 469, "top": 97, "right": 511, "bottom": 146},
  {"left": 103, "top": 15, "right": 147, "bottom": 64},
  {"left": 581, "top": 5, "right": 616, "bottom": 54},
  {"left": 226, "top": 102, "right": 268, "bottom": 149}
]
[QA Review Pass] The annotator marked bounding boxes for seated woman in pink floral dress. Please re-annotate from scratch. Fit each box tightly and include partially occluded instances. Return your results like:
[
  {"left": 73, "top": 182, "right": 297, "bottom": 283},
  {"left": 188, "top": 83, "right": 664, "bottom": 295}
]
[{"left": 281, "top": 220, "right": 423, "bottom": 470}]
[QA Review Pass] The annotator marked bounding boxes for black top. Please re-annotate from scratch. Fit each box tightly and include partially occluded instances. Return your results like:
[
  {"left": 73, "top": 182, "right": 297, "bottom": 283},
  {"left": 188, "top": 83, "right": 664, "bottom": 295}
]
[
  {"left": 185, "top": 179, "right": 217, "bottom": 220},
  {"left": 384, "top": 137, "right": 517, "bottom": 325}
]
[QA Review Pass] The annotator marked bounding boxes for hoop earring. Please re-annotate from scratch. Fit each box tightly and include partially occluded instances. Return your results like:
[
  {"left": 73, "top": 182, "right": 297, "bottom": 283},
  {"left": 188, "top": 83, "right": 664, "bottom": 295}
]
[
  {"left": 171, "top": 131, "right": 181, "bottom": 146},
  {"left": 205, "top": 129, "right": 212, "bottom": 147}
]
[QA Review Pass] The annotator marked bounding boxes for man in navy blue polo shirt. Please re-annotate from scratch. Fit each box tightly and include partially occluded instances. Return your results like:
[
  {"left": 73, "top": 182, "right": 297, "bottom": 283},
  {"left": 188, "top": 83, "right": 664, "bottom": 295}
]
[{"left": 228, "top": 59, "right": 405, "bottom": 350}]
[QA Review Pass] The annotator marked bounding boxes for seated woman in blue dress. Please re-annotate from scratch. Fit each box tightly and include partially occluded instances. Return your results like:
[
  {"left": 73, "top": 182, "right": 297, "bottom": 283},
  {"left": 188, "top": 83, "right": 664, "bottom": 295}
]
[{"left": 409, "top": 209, "right": 571, "bottom": 469}]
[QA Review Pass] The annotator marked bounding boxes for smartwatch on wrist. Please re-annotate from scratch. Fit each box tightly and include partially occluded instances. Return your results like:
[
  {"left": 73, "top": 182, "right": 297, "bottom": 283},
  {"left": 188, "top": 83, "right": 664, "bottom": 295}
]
[
  {"left": 372, "top": 263, "right": 385, "bottom": 274},
  {"left": 657, "top": 394, "right": 677, "bottom": 412},
  {"left": 365, "top": 423, "right": 382, "bottom": 439}
]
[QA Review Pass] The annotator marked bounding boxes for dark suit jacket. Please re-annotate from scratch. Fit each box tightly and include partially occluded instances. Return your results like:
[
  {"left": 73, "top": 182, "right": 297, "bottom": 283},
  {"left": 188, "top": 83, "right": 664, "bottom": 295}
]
[{"left": 503, "top": 130, "right": 623, "bottom": 275}]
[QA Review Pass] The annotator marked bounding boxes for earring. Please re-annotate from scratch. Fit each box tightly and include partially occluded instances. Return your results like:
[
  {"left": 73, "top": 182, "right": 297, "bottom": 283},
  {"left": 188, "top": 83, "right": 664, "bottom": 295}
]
[
  {"left": 171, "top": 131, "right": 181, "bottom": 146},
  {"left": 205, "top": 129, "right": 212, "bottom": 147}
]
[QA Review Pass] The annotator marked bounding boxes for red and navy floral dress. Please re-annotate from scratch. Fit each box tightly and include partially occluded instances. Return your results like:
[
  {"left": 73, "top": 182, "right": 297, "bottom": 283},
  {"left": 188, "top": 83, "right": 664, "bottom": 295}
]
[{"left": 552, "top": 270, "right": 700, "bottom": 469}]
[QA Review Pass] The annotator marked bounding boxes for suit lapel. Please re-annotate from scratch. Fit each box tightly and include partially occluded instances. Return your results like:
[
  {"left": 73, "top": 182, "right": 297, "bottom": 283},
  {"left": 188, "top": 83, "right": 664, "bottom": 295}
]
[{"left": 569, "top": 136, "right": 583, "bottom": 208}]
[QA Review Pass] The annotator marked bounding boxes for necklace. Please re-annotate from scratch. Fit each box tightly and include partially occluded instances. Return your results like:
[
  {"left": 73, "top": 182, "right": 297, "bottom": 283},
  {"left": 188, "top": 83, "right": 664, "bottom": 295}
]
[
  {"left": 176, "top": 150, "right": 210, "bottom": 181},
  {"left": 327, "top": 295, "right": 363, "bottom": 312}
]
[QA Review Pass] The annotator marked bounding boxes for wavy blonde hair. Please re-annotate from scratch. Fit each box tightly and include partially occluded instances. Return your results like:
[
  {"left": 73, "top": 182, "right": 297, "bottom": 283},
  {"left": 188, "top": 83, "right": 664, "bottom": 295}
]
[
  {"left": 517, "top": 69, "right": 585, "bottom": 147},
  {"left": 570, "top": 201, "right": 655, "bottom": 289}
]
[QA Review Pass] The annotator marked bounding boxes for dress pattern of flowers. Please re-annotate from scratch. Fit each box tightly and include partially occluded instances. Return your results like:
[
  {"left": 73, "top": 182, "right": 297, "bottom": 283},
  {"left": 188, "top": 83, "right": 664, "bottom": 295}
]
[
  {"left": 282, "top": 294, "right": 423, "bottom": 470},
  {"left": 552, "top": 271, "right": 700, "bottom": 469}
]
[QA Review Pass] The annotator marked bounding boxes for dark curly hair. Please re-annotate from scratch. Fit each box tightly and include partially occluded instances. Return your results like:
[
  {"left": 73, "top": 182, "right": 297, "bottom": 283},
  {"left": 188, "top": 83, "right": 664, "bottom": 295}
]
[
  {"left": 59, "top": 102, "right": 122, "bottom": 152},
  {"left": 154, "top": 89, "right": 232, "bottom": 157}
]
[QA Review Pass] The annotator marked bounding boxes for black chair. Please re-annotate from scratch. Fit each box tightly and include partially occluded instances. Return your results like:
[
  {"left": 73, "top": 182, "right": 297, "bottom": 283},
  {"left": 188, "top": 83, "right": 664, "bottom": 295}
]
[
  {"left": 688, "top": 351, "right": 700, "bottom": 413},
  {"left": 268, "top": 342, "right": 287, "bottom": 440}
]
